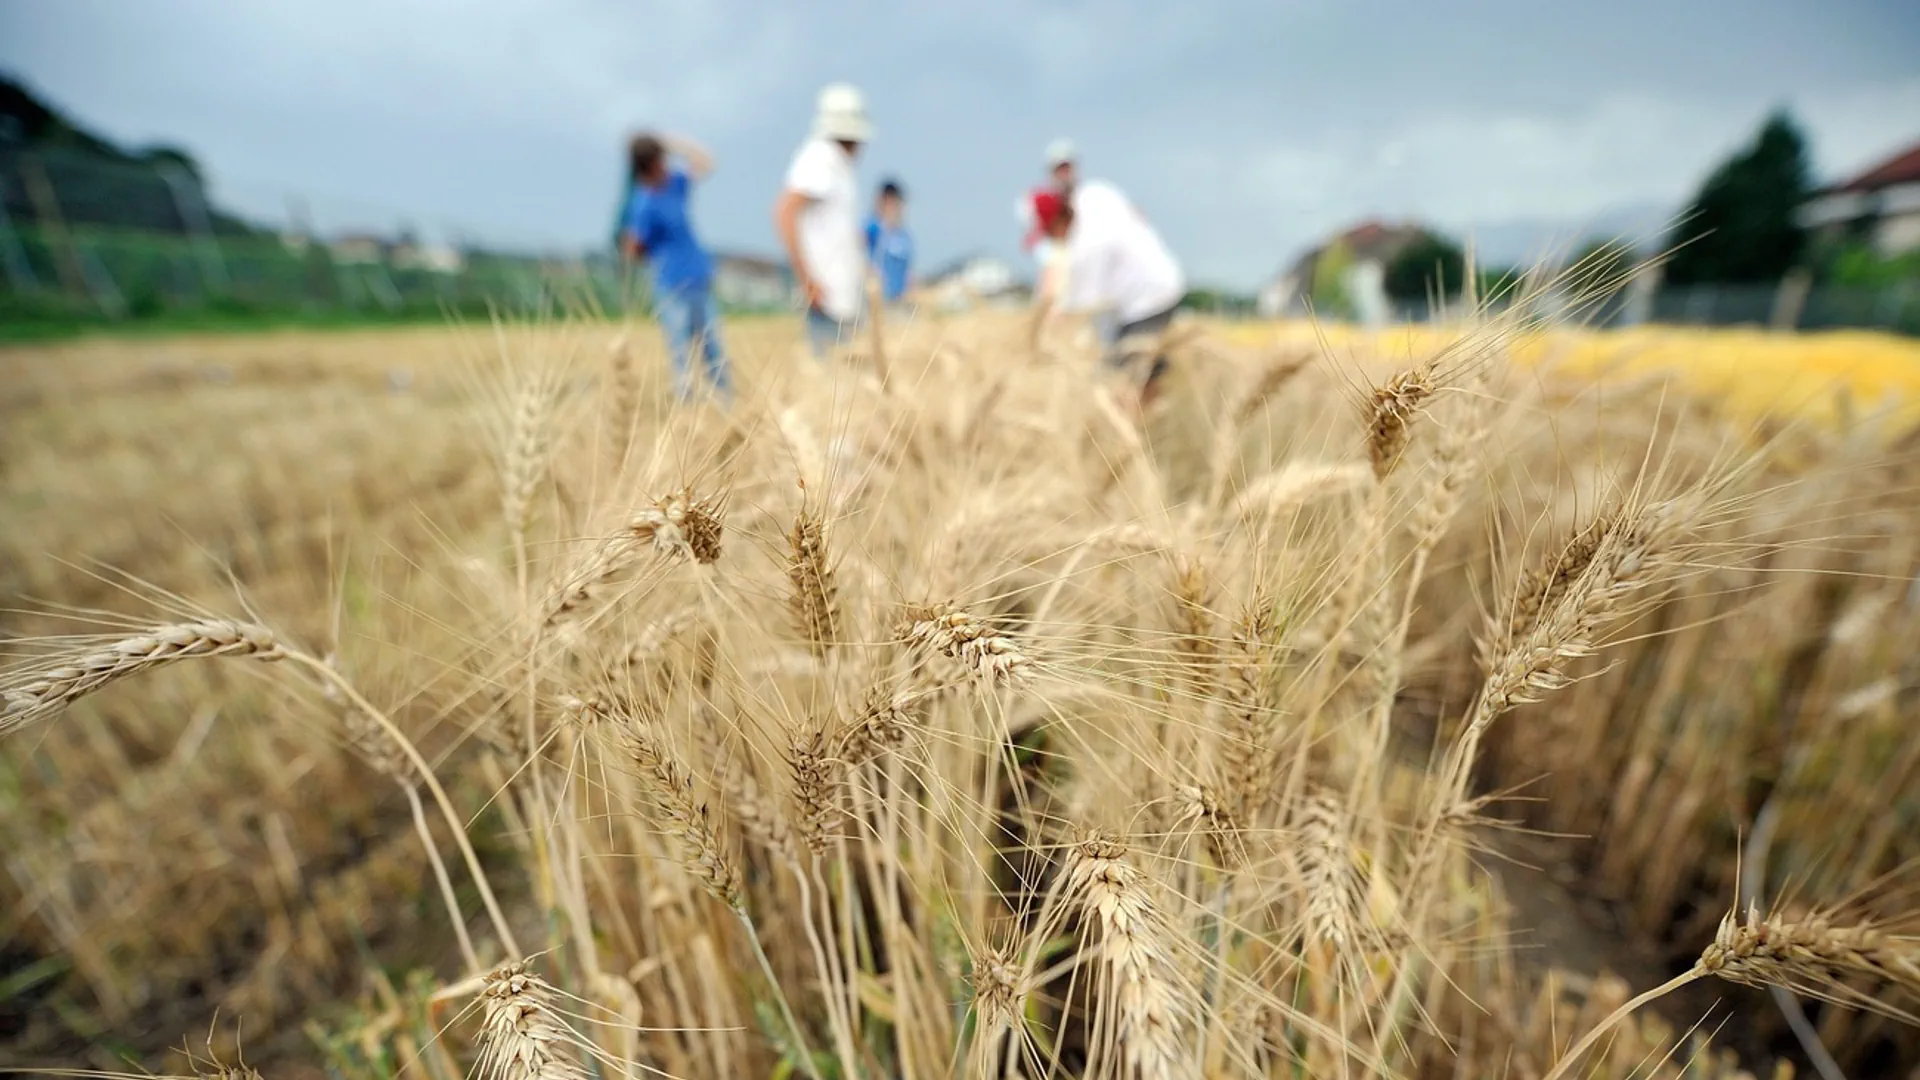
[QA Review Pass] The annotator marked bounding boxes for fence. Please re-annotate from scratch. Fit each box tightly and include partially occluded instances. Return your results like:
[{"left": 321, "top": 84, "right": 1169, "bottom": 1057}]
[
  {"left": 1647, "top": 281, "right": 1920, "bottom": 335},
  {"left": 0, "top": 146, "right": 649, "bottom": 329},
  {"left": 1358, "top": 278, "right": 1920, "bottom": 337}
]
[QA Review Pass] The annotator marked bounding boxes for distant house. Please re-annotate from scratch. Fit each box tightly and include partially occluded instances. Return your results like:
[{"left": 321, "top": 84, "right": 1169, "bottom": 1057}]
[
  {"left": 924, "top": 253, "right": 1026, "bottom": 311},
  {"left": 327, "top": 233, "right": 387, "bottom": 265},
  {"left": 711, "top": 252, "right": 793, "bottom": 310},
  {"left": 1799, "top": 137, "right": 1920, "bottom": 256},
  {"left": 1258, "top": 219, "right": 1428, "bottom": 318},
  {"left": 392, "top": 240, "right": 465, "bottom": 275}
]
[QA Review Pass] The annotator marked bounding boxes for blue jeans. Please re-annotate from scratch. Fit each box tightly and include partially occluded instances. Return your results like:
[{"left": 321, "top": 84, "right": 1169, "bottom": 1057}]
[
  {"left": 805, "top": 306, "right": 853, "bottom": 359},
  {"left": 655, "top": 285, "right": 731, "bottom": 403}
]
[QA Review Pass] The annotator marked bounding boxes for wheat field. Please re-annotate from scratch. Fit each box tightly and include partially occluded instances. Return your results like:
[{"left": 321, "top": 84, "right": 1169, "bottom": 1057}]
[{"left": 1, "top": 303, "right": 1917, "bottom": 1080}]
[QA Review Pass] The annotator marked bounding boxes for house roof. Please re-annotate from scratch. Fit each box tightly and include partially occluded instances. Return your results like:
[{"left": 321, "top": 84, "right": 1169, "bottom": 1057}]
[
  {"left": 924, "top": 252, "right": 1015, "bottom": 284},
  {"left": 1339, "top": 219, "right": 1426, "bottom": 262},
  {"left": 1831, "top": 139, "right": 1920, "bottom": 194},
  {"left": 1275, "top": 219, "right": 1432, "bottom": 286}
]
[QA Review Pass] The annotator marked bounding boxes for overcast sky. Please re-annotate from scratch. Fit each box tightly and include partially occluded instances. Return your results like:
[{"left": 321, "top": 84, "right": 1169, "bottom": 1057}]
[{"left": 4, "top": 1, "right": 1918, "bottom": 287}]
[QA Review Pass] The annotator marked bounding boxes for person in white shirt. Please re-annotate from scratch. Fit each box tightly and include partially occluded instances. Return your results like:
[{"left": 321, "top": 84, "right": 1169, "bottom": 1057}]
[
  {"left": 1029, "top": 181, "right": 1186, "bottom": 410},
  {"left": 774, "top": 83, "right": 871, "bottom": 359}
]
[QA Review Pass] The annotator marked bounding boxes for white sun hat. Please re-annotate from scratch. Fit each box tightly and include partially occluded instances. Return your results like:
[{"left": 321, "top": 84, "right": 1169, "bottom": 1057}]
[
  {"left": 813, "top": 82, "right": 874, "bottom": 143},
  {"left": 1045, "top": 137, "right": 1076, "bottom": 167}
]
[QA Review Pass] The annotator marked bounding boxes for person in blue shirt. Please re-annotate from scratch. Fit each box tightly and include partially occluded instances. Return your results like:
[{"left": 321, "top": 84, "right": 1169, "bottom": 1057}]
[
  {"left": 619, "top": 132, "right": 731, "bottom": 405},
  {"left": 863, "top": 178, "right": 914, "bottom": 309}
]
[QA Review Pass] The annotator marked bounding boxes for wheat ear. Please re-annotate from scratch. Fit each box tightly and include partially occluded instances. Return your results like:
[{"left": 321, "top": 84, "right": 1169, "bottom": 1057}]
[
  {"left": 629, "top": 488, "right": 726, "bottom": 565},
  {"left": 786, "top": 717, "right": 838, "bottom": 856},
  {"left": 1441, "top": 492, "right": 1701, "bottom": 806},
  {"left": 899, "top": 601, "right": 1029, "bottom": 685},
  {"left": 1298, "top": 792, "right": 1358, "bottom": 952},
  {"left": 1205, "top": 350, "right": 1313, "bottom": 507},
  {"left": 570, "top": 694, "right": 742, "bottom": 910},
  {"left": 476, "top": 961, "right": 590, "bottom": 1080},
  {"left": 787, "top": 501, "right": 840, "bottom": 656},
  {"left": 1228, "top": 462, "right": 1372, "bottom": 525},
  {"left": 1543, "top": 905, "right": 1920, "bottom": 1080},
  {"left": 1699, "top": 906, "right": 1920, "bottom": 1019},
  {"left": 500, "top": 374, "right": 553, "bottom": 572},
  {"left": 967, "top": 944, "right": 1031, "bottom": 1078},
  {"left": 1220, "top": 591, "right": 1284, "bottom": 828},
  {"left": 1173, "top": 782, "right": 1244, "bottom": 869},
  {"left": 1066, "top": 834, "right": 1197, "bottom": 1080},
  {"left": 1364, "top": 364, "right": 1436, "bottom": 481},
  {"left": 605, "top": 331, "right": 638, "bottom": 453},
  {"left": 543, "top": 493, "right": 724, "bottom": 633},
  {"left": 1170, "top": 551, "right": 1216, "bottom": 696},
  {"left": 3, "top": 619, "right": 285, "bottom": 734}
]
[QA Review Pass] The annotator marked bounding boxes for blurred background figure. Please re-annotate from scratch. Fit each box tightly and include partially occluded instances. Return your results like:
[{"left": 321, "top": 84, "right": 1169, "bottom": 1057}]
[
  {"left": 774, "top": 83, "right": 871, "bottom": 359},
  {"left": 1045, "top": 137, "right": 1077, "bottom": 192},
  {"left": 618, "top": 131, "right": 732, "bottom": 405},
  {"left": 1020, "top": 138, "right": 1078, "bottom": 269},
  {"left": 865, "top": 177, "right": 914, "bottom": 312},
  {"left": 1030, "top": 178, "right": 1186, "bottom": 413}
]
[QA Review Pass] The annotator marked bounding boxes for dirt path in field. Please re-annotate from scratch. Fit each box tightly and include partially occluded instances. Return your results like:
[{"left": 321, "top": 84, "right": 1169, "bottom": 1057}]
[{"left": 1491, "top": 833, "right": 1805, "bottom": 1073}]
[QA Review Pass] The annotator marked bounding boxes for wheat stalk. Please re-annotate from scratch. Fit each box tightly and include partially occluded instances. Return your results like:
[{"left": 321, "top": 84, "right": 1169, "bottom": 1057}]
[{"left": 317, "top": 659, "right": 480, "bottom": 971}]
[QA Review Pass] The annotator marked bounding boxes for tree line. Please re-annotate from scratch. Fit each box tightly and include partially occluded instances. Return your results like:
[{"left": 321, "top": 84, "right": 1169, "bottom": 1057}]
[{"left": 1358, "top": 109, "right": 1912, "bottom": 310}]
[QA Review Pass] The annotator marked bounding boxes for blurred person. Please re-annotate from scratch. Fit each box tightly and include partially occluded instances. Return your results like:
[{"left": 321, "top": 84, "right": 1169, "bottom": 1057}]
[
  {"left": 1045, "top": 137, "right": 1077, "bottom": 192},
  {"left": 865, "top": 177, "right": 914, "bottom": 310},
  {"left": 1028, "top": 181, "right": 1186, "bottom": 413},
  {"left": 1018, "top": 139, "right": 1078, "bottom": 267},
  {"left": 619, "top": 131, "right": 731, "bottom": 405},
  {"left": 774, "top": 83, "right": 872, "bottom": 359}
]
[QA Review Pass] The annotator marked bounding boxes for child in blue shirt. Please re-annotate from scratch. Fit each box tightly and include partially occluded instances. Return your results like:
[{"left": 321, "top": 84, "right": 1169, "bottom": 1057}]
[
  {"left": 864, "top": 179, "right": 913, "bottom": 308},
  {"left": 620, "top": 132, "right": 731, "bottom": 405}
]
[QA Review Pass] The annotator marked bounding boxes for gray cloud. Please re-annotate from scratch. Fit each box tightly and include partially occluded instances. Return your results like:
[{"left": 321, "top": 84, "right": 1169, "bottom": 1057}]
[{"left": 4, "top": 0, "right": 1917, "bottom": 286}]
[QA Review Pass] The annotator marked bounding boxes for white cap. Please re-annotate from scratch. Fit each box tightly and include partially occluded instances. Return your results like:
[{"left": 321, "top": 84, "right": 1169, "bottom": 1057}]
[
  {"left": 1046, "top": 138, "right": 1076, "bottom": 167},
  {"left": 813, "top": 83, "right": 873, "bottom": 143}
]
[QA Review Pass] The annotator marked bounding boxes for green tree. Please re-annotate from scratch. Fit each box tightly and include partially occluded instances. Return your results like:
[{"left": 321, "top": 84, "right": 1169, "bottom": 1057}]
[
  {"left": 1664, "top": 110, "right": 1812, "bottom": 285},
  {"left": 1383, "top": 232, "right": 1466, "bottom": 304},
  {"left": 1475, "top": 264, "right": 1524, "bottom": 302},
  {"left": 1570, "top": 238, "right": 1635, "bottom": 284}
]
